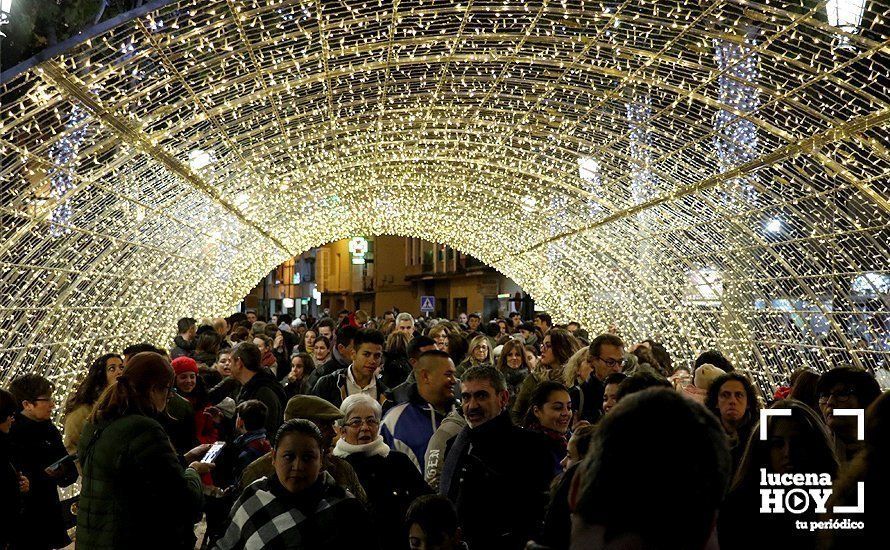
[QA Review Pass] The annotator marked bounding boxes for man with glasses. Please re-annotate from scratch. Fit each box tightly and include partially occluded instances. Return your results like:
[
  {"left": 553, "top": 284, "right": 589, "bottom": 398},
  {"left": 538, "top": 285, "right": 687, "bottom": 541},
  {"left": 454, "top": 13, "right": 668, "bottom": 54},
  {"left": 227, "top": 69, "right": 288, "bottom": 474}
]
[
  {"left": 7, "top": 374, "right": 78, "bottom": 549},
  {"left": 815, "top": 366, "right": 882, "bottom": 466},
  {"left": 583, "top": 333, "right": 626, "bottom": 420}
]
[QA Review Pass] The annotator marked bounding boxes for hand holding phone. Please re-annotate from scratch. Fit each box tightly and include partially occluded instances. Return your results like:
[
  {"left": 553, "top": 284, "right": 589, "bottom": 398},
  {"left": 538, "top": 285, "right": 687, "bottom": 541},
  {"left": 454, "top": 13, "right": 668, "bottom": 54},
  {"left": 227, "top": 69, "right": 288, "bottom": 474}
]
[
  {"left": 45, "top": 454, "right": 76, "bottom": 477},
  {"left": 201, "top": 441, "right": 225, "bottom": 464}
]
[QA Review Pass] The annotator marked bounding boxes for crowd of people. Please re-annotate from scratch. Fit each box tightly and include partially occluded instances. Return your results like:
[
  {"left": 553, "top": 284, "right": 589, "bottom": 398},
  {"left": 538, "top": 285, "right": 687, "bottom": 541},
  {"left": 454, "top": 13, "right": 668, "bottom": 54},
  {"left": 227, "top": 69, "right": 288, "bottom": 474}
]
[{"left": 1, "top": 307, "right": 887, "bottom": 549}]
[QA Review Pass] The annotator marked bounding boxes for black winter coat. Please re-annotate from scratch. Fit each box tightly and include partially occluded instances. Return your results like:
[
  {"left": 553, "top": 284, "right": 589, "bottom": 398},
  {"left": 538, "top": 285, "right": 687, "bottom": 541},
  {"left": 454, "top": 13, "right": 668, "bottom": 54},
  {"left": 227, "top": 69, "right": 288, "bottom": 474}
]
[
  {"left": 439, "top": 410, "right": 557, "bottom": 550},
  {"left": 343, "top": 450, "right": 432, "bottom": 549},
  {"left": 8, "top": 413, "right": 78, "bottom": 549},
  {"left": 538, "top": 463, "right": 579, "bottom": 550},
  {"left": 305, "top": 354, "right": 348, "bottom": 390},
  {"left": 0, "top": 431, "right": 23, "bottom": 548},
  {"left": 311, "top": 367, "right": 390, "bottom": 408},
  {"left": 236, "top": 369, "right": 287, "bottom": 436},
  {"left": 170, "top": 335, "right": 195, "bottom": 359},
  {"left": 381, "top": 352, "right": 412, "bottom": 389},
  {"left": 569, "top": 376, "right": 604, "bottom": 425}
]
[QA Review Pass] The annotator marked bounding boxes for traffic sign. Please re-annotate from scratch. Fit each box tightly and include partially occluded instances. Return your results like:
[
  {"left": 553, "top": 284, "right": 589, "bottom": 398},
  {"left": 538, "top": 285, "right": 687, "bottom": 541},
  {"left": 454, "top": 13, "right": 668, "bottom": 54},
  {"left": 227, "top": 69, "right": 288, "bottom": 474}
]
[{"left": 420, "top": 295, "right": 436, "bottom": 312}]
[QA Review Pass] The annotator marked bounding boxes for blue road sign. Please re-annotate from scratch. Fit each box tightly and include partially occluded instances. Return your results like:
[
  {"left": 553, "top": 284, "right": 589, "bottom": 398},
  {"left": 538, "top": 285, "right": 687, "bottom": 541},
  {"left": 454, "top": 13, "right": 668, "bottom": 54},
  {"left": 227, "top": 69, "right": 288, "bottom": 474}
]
[{"left": 420, "top": 295, "right": 436, "bottom": 312}]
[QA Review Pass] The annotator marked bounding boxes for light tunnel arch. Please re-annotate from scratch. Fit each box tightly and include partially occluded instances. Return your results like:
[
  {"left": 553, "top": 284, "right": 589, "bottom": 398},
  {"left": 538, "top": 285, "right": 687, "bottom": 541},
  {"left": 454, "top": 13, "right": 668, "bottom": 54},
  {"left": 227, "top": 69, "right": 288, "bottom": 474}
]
[{"left": 1, "top": 0, "right": 889, "bottom": 406}]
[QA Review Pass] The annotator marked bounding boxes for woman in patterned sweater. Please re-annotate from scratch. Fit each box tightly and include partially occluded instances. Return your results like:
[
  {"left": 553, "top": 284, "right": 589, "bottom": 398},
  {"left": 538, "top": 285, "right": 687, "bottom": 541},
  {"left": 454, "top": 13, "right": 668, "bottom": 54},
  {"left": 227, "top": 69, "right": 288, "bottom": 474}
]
[{"left": 216, "top": 419, "right": 375, "bottom": 550}]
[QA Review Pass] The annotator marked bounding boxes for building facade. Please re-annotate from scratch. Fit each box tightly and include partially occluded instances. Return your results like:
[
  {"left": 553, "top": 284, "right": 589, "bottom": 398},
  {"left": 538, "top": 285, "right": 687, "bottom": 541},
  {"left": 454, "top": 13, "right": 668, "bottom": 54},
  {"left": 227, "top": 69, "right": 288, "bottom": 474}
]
[{"left": 244, "top": 236, "right": 530, "bottom": 320}]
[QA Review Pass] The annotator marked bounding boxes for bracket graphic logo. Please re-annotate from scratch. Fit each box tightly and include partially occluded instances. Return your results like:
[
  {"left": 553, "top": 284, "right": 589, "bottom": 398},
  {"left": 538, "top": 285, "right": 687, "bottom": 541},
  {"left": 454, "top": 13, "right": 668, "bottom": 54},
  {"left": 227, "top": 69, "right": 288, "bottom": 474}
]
[{"left": 758, "top": 408, "right": 865, "bottom": 516}]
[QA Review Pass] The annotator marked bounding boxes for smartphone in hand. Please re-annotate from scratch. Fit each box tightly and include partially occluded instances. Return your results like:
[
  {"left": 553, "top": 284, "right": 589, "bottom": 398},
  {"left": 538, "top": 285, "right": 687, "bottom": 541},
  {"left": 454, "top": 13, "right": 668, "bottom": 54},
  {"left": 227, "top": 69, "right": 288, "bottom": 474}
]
[
  {"left": 46, "top": 454, "right": 77, "bottom": 473},
  {"left": 201, "top": 442, "right": 225, "bottom": 464}
]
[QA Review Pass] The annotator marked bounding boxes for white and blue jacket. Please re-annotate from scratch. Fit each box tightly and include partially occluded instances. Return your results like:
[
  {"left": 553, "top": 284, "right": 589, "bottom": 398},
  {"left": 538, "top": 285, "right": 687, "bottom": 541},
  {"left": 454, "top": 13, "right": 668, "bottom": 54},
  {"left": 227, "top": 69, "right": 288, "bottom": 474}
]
[{"left": 380, "top": 383, "right": 454, "bottom": 473}]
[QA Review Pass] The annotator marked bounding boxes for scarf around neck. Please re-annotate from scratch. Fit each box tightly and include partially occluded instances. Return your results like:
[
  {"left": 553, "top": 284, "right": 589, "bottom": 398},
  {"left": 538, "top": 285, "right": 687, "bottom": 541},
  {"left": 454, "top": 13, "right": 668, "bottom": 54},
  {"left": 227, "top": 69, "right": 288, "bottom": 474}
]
[{"left": 332, "top": 434, "right": 390, "bottom": 458}]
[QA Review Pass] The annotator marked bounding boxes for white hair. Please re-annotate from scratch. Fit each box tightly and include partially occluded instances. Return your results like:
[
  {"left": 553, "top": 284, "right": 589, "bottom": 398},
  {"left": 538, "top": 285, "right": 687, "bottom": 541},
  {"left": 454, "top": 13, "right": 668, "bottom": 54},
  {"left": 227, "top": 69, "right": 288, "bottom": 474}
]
[
  {"left": 338, "top": 393, "right": 382, "bottom": 426},
  {"left": 396, "top": 312, "right": 414, "bottom": 324}
]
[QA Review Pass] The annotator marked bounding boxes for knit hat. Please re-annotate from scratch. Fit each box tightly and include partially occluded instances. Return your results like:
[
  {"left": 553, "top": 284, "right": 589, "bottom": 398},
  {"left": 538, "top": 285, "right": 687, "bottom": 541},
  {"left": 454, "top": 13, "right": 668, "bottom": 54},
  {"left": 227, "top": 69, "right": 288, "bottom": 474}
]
[
  {"left": 693, "top": 363, "right": 725, "bottom": 390},
  {"left": 284, "top": 395, "right": 344, "bottom": 421},
  {"left": 215, "top": 397, "right": 237, "bottom": 419},
  {"left": 171, "top": 356, "right": 199, "bottom": 376}
]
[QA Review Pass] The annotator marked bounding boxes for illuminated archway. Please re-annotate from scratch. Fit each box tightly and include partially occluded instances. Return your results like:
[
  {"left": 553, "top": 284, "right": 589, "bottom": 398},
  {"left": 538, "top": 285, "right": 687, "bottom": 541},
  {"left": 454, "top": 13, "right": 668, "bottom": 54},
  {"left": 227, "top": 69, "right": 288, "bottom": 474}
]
[{"left": 1, "top": 0, "right": 888, "bottom": 401}]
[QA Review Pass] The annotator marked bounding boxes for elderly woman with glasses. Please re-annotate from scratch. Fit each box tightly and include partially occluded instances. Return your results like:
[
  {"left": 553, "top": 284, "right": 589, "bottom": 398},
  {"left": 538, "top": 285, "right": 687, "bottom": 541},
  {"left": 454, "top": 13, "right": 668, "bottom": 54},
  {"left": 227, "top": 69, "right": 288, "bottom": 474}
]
[{"left": 333, "top": 394, "right": 431, "bottom": 549}]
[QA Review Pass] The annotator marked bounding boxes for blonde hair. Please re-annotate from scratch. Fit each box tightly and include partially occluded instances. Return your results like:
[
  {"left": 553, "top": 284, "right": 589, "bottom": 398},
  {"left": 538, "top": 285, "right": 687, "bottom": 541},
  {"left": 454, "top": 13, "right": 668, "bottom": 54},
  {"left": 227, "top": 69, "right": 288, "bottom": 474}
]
[
  {"left": 467, "top": 335, "right": 492, "bottom": 365},
  {"left": 563, "top": 346, "right": 591, "bottom": 387}
]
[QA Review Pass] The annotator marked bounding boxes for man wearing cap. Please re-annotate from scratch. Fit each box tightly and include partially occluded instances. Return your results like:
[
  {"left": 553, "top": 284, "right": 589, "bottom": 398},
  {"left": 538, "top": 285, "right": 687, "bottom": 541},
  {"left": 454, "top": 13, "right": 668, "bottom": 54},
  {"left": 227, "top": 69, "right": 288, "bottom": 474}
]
[{"left": 239, "top": 395, "right": 367, "bottom": 503}]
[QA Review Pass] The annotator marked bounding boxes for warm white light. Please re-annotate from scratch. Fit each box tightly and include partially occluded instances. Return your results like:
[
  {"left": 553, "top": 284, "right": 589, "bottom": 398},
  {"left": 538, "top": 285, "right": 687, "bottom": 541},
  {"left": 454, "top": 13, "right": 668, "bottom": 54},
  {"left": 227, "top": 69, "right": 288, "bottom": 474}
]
[
  {"left": 1, "top": 0, "right": 887, "bottom": 409},
  {"left": 188, "top": 149, "right": 213, "bottom": 170}
]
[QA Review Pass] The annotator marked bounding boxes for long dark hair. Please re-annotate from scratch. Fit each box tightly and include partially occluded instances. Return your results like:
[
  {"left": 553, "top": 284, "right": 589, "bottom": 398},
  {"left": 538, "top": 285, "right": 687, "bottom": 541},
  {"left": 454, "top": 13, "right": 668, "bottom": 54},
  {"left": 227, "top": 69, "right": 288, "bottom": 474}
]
[
  {"left": 732, "top": 399, "right": 838, "bottom": 492},
  {"left": 788, "top": 368, "right": 821, "bottom": 414},
  {"left": 291, "top": 352, "right": 316, "bottom": 381},
  {"left": 544, "top": 328, "right": 581, "bottom": 369},
  {"left": 195, "top": 331, "right": 222, "bottom": 355},
  {"left": 522, "top": 380, "right": 570, "bottom": 428},
  {"left": 65, "top": 353, "right": 122, "bottom": 415},
  {"left": 89, "top": 352, "right": 173, "bottom": 423}
]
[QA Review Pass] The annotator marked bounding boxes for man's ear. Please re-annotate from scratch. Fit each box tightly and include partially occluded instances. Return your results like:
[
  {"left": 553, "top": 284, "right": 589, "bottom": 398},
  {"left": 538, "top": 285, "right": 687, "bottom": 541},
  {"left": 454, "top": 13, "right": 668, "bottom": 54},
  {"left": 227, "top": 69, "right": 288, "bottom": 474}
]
[{"left": 498, "top": 389, "right": 510, "bottom": 408}]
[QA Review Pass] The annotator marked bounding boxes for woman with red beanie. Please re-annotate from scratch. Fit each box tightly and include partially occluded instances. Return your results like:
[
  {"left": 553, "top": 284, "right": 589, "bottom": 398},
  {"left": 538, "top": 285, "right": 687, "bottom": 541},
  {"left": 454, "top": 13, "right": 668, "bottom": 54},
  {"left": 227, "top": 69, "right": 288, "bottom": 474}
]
[{"left": 172, "top": 356, "right": 218, "bottom": 444}]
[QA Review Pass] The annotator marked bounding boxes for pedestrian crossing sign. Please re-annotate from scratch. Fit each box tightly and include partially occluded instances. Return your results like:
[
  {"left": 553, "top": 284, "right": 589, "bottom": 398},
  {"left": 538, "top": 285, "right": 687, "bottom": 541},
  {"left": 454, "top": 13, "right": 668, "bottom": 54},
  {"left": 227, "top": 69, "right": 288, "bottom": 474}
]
[{"left": 420, "top": 295, "right": 436, "bottom": 312}]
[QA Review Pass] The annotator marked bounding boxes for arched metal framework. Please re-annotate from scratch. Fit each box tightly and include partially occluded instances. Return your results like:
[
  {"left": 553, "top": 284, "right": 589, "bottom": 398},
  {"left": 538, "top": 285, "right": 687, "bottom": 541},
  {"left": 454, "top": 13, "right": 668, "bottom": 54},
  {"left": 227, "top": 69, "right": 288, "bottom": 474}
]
[{"left": 1, "top": 0, "right": 888, "bottom": 400}]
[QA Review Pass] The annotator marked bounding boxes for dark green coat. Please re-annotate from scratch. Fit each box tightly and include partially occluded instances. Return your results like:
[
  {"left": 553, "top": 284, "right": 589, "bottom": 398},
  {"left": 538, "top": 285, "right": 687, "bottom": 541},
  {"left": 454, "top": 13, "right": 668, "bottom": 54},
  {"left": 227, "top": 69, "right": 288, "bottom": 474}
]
[{"left": 77, "top": 413, "right": 203, "bottom": 550}]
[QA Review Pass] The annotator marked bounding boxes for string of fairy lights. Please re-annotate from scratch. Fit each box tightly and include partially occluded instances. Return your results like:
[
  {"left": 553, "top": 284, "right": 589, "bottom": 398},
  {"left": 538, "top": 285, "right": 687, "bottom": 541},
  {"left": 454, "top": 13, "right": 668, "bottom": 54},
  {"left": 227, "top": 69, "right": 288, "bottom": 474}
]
[{"left": 0, "top": 0, "right": 888, "bottom": 407}]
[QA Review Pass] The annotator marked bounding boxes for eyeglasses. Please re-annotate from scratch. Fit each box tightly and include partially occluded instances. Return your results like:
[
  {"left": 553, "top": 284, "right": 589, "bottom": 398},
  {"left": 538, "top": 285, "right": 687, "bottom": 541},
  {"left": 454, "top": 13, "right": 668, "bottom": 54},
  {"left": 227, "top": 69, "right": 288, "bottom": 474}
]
[
  {"left": 595, "top": 356, "right": 624, "bottom": 369},
  {"left": 818, "top": 388, "right": 856, "bottom": 404},
  {"left": 541, "top": 342, "right": 552, "bottom": 349},
  {"left": 344, "top": 417, "right": 380, "bottom": 428}
]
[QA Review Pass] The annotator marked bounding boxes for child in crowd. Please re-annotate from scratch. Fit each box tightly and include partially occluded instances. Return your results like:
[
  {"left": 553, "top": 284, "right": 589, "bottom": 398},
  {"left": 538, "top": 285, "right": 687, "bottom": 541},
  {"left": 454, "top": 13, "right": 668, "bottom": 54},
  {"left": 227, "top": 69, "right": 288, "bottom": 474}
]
[
  {"left": 231, "top": 399, "right": 272, "bottom": 481},
  {"left": 405, "top": 494, "right": 467, "bottom": 550}
]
